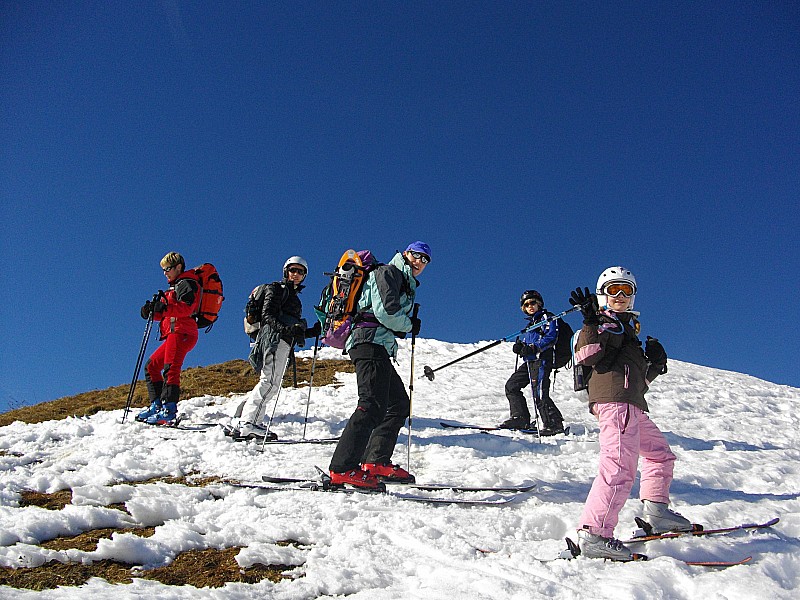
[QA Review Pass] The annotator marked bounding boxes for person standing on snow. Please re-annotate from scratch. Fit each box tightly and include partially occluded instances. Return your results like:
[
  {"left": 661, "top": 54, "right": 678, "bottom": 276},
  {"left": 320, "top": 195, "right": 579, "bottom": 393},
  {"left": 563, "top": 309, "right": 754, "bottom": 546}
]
[
  {"left": 570, "top": 266, "right": 693, "bottom": 561},
  {"left": 500, "top": 290, "right": 565, "bottom": 436},
  {"left": 327, "top": 241, "right": 430, "bottom": 489},
  {"left": 228, "top": 256, "right": 321, "bottom": 442},
  {"left": 136, "top": 252, "right": 200, "bottom": 426}
]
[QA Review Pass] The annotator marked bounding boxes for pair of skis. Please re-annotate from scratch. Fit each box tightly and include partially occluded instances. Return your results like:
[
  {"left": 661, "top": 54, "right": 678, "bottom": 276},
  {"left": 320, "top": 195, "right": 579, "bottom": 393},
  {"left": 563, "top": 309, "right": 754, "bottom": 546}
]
[
  {"left": 226, "top": 468, "right": 536, "bottom": 506},
  {"left": 557, "top": 517, "right": 779, "bottom": 567},
  {"left": 147, "top": 418, "right": 340, "bottom": 444}
]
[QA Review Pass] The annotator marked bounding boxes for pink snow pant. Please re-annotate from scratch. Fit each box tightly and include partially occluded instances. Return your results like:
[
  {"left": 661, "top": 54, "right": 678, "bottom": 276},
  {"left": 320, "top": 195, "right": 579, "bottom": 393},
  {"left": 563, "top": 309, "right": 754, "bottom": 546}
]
[{"left": 578, "top": 402, "right": 676, "bottom": 538}]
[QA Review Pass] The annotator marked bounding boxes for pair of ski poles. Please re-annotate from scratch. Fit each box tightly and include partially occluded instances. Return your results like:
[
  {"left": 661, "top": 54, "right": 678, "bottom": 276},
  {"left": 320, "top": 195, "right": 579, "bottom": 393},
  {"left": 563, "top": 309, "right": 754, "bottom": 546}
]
[
  {"left": 121, "top": 292, "right": 163, "bottom": 424},
  {"left": 258, "top": 335, "right": 321, "bottom": 451}
]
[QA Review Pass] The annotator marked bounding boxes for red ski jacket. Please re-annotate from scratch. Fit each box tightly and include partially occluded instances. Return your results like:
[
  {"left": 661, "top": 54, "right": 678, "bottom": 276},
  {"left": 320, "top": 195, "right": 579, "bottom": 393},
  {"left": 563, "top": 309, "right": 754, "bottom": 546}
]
[{"left": 154, "top": 271, "right": 200, "bottom": 339}]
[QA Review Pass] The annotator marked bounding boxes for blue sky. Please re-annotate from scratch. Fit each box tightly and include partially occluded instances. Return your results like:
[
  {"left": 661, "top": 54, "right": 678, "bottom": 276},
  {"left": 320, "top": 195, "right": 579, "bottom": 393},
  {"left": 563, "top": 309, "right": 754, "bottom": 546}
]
[{"left": 1, "top": 1, "right": 798, "bottom": 412}]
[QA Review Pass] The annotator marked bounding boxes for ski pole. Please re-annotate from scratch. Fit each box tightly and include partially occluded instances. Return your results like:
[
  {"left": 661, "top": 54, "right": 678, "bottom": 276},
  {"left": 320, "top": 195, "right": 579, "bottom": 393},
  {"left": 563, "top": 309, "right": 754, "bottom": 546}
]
[
  {"left": 422, "top": 305, "right": 580, "bottom": 381},
  {"left": 525, "top": 359, "right": 543, "bottom": 443},
  {"left": 259, "top": 344, "right": 295, "bottom": 452},
  {"left": 122, "top": 292, "right": 161, "bottom": 424},
  {"left": 301, "top": 335, "right": 320, "bottom": 440},
  {"left": 291, "top": 348, "right": 298, "bottom": 388},
  {"left": 406, "top": 303, "right": 420, "bottom": 471}
]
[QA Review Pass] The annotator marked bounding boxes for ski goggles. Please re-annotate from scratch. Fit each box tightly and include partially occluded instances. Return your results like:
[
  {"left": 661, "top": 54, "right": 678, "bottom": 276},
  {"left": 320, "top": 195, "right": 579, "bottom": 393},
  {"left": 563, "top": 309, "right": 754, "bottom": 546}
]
[
  {"left": 603, "top": 282, "right": 635, "bottom": 297},
  {"left": 409, "top": 251, "right": 430, "bottom": 264}
]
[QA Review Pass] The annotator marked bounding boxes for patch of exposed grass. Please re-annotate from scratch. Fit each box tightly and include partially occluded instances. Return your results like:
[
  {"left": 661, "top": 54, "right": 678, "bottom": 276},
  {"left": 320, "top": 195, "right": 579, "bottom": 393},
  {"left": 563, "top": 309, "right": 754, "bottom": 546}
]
[
  {"left": 0, "top": 546, "right": 299, "bottom": 590},
  {"left": 0, "top": 358, "right": 354, "bottom": 426},
  {"left": 40, "top": 527, "right": 157, "bottom": 551},
  {"left": 3, "top": 479, "right": 307, "bottom": 590},
  {"left": 19, "top": 490, "right": 73, "bottom": 511}
]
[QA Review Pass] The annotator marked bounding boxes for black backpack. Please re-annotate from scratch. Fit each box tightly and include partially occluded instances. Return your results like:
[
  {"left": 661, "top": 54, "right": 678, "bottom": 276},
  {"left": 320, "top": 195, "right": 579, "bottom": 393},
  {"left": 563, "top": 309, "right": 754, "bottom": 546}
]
[{"left": 552, "top": 317, "right": 574, "bottom": 370}]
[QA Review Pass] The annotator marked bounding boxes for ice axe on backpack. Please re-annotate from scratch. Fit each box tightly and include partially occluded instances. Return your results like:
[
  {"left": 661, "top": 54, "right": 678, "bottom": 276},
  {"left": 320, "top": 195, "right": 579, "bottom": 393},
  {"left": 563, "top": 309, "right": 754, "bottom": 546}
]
[{"left": 421, "top": 305, "right": 580, "bottom": 381}]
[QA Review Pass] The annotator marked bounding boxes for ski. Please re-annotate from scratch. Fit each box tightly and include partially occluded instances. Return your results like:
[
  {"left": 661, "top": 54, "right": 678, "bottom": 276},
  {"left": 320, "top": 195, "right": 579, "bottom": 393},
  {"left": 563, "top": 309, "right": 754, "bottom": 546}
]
[
  {"left": 559, "top": 537, "right": 752, "bottom": 567},
  {"left": 440, "top": 421, "right": 539, "bottom": 435},
  {"left": 174, "top": 422, "right": 218, "bottom": 431},
  {"left": 261, "top": 474, "right": 535, "bottom": 493},
  {"left": 622, "top": 517, "right": 779, "bottom": 544},
  {"left": 225, "top": 480, "right": 515, "bottom": 506},
  {"left": 260, "top": 437, "right": 340, "bottom": 445},
  {"left": 136, "top": 415, "right": 213, "bottom": 430}
]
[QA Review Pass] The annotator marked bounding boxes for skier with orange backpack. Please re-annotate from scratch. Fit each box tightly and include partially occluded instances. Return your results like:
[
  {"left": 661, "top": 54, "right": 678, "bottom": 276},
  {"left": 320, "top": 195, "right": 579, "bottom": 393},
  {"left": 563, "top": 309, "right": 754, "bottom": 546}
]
[
  {"left": 135, "top": 252, "right": 202, "bottom": 426},
  {"left": 325, "top": 242, "right": 430, "bottom": 489}
]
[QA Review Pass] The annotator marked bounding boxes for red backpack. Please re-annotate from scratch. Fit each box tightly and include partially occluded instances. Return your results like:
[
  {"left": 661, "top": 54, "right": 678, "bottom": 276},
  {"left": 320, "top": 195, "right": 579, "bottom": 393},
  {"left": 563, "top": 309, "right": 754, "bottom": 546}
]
[{"left": 191, "top": 263, "right": 224, "bottom": 330}]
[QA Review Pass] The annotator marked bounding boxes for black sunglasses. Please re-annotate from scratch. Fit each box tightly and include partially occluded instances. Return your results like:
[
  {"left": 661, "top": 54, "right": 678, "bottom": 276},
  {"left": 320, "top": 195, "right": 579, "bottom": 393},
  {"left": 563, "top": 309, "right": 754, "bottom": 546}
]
[
  {"left": 287, "top": 267, "right": 306, "bottom": 275},
  {"left": 409, "top": 251, "right": 430, "bottom": 264}
]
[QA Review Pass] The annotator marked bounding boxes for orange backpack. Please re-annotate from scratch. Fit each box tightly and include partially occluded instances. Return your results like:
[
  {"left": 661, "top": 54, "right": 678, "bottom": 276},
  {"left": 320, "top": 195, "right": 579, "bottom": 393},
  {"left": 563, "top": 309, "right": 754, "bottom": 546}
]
[{"left": 191, "top": 263, "right": 224, "bottom": 330}]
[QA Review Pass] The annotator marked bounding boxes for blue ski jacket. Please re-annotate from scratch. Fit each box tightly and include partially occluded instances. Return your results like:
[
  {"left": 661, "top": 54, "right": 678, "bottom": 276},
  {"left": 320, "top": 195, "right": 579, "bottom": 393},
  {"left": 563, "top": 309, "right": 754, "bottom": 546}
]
[{"left": 519, "top": 309, "right": 559, "bottom": 365}]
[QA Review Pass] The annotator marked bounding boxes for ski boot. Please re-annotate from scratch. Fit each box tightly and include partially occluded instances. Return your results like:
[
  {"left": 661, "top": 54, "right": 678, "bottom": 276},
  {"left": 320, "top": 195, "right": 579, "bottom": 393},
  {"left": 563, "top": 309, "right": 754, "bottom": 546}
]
[
  {"left": 538, "top": 421, "right": 566, "bottom": 437},
  {"left": 328, "top": 468, "right": 382, "bottom": 490},
  {"left": 145, "top": 402, "right": 178, "bottom": 426},
  {"left": 577, "top": 530, "right": 634, "bottom": 561},
  {"left": 362, "top": 462, "right": 415, "bottom": 483},
  {"left": 135, "top": 401, "right": 162, "bottom": 422},
  {"left": 641, "top": 500, "right": 693, "bottom": 534},
  {"left": 230, "top": 421, "right": 277, "bottom": 442},
  {"left": 499, "top": 416, "right": 532, "bottom": 430}
]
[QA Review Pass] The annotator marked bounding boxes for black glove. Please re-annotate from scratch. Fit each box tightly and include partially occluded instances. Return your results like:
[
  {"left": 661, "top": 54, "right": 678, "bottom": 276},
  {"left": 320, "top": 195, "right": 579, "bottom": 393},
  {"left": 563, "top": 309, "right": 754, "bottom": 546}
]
[
  {"left": 410, "top": 316, "right": 421, "bottom": 336},
  {"left": 645, "top": 336, "right": 667, "bottom": 364},
  {"left": 140, "top": 301, "right": 152, "bottom": 319},
  {"left": 513, "top": 341, "right": 534, "bottom": 357},
  {"left": 306, "top": 321, "right": 322, "bottom": 338},
  {"left": 152, "top": 300, "right": 167, "bottom": 313},
  {"left": 570, "top": 287, "right": 600, "bottom": 325},
  {"left": 289, "top": 322, "right": 306, "bottom": 338}
]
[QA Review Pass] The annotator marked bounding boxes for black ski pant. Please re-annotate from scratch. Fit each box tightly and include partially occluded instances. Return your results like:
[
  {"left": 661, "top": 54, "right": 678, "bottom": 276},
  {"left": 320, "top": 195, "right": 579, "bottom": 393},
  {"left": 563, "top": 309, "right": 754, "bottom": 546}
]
[
  {"left": 329, "top": 343, "right": 410, "bottom": 473},
  {"left": 504, "top": 360, "right": 563, "bottom": 429}
]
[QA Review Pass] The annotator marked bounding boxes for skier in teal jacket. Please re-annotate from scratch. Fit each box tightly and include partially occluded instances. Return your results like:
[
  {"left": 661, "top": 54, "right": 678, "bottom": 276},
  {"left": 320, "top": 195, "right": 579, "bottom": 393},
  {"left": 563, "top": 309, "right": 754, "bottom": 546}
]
[{"left": 328, "top": 242, "right": 430, "bottom": 489}]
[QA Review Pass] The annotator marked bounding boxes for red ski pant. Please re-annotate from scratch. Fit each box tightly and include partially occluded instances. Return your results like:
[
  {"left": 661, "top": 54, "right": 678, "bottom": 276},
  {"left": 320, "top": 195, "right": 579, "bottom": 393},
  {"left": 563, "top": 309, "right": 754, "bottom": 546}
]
[
  {"left": 145, "top": 330, "right": 198, "bottom": 388},
  {"left": 578, "top": 402, "right": 676, "bottom": 539}
]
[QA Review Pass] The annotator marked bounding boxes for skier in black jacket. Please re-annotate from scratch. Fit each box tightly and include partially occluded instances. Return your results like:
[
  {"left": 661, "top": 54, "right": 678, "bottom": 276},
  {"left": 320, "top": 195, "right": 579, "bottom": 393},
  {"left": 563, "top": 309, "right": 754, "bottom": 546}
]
[{"left": 228, "top": 256, "right": 320, "bottom": 441}]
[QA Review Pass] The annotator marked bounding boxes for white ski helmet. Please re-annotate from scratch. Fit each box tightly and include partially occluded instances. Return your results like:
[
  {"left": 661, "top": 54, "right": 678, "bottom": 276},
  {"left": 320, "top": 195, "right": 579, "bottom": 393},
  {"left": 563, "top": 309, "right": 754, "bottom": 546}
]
[
  {"left": 283, "top": 256, "right": 308, "bottom": 278},
  {"left": 596, "top": 266, "right": 637, "bottom": 310}
]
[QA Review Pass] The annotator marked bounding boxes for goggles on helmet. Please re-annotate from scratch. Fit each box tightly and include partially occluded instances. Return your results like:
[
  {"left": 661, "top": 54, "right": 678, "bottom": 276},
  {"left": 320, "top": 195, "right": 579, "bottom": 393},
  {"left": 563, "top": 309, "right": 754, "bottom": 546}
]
[{"left": 603, "top": 282, "right": 635, "bottom": 298}]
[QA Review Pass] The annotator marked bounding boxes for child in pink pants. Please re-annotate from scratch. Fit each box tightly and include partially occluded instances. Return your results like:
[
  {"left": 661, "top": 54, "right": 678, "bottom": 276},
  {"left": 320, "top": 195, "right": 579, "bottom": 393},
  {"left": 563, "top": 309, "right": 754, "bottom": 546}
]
[{"left": 569, "top": 266, "right": 692, "bottom": 560}]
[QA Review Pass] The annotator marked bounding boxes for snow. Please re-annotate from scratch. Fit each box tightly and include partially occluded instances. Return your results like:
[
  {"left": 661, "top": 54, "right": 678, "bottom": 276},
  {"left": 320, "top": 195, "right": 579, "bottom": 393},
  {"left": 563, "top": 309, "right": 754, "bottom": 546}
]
[{"left": 1, "top": 338, "right": 799, "bottom": 598}]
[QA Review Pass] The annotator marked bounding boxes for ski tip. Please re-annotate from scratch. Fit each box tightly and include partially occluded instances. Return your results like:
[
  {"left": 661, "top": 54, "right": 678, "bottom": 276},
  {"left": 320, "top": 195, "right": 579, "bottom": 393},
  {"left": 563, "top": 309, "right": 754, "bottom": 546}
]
[{"left": 683, "top": 556, "right": 752, "bottom": 567}]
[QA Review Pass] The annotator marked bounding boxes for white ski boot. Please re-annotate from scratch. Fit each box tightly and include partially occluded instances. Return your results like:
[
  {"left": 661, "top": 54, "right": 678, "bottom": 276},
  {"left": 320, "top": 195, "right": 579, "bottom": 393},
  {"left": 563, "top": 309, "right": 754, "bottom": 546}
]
[
  {"left": 642, "top": 500, "right": 693, "bottom": 534},
  {"left": 577, "top": 530, "right": 634, "bottom": 561}
]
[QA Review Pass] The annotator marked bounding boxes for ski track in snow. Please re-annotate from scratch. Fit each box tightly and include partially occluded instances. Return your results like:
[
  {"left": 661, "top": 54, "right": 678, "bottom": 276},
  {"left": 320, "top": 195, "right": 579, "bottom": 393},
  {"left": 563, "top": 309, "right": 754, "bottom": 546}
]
[{"left": 1, "top": 339, "right": 799, "bottom": 598}]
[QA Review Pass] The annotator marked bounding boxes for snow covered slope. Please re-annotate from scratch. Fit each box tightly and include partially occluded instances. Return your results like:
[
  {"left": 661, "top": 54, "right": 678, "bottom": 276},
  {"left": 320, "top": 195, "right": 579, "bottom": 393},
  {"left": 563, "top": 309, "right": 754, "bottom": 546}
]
[{"left": 1, "top": 339, "right": 799, "bottom": 599}]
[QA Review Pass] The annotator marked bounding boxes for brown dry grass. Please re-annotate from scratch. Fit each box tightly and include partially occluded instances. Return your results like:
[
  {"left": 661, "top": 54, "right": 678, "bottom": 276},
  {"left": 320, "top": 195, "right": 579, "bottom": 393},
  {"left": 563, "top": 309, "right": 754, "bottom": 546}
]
[
  {"left": 0, "top": 547, "right": 298, "bottom": 590},
  {"left": 0, "top": 357, "right": 354, "bottom": 427},
  {"left": 2, "top": 485, "right": 304, "bottom": 590}
]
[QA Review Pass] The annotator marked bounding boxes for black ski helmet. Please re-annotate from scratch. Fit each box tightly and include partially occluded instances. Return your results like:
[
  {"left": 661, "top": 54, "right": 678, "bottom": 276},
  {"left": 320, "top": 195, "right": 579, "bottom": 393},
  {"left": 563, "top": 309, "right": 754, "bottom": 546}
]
[{"left": 520, "top": 290, "right": 543, "bottom": 308}]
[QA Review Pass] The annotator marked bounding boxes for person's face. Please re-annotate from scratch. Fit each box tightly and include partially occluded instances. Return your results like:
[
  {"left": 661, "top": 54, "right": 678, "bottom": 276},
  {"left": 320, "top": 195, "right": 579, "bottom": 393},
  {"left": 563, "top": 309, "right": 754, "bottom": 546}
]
[
  {"left": 521, "top": 300, "right": 540, "bottom": 315},
  {"left": 163, "top": 263, "right": 181, "bottom": 284},
  {"left": 607, "top": 294, "right": 632, "bottom": 312},
  {"left": 603, "top": 282, "right": 634, "bottom": 312},
  {"left": 404, "top": 251, "right": 429, "bottom": 277},
  {"left": 286, "top": 265, "right": 307, "bottom": 287}
]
